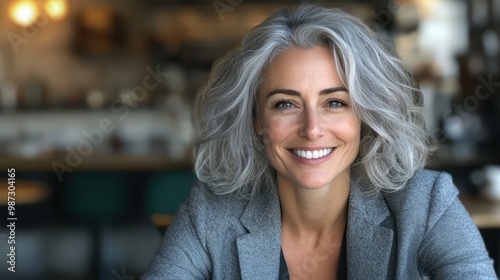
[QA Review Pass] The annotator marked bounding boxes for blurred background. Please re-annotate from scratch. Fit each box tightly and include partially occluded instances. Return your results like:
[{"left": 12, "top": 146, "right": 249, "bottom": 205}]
[{"left": 0, "top": 0, "right": 499, "bottom": 279}]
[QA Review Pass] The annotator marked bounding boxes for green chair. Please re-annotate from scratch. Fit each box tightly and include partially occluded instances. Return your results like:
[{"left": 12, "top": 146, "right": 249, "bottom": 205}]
[
  {"left": 144, "top": 169, "right": 196, "bottom": 233},
  {"left": 63, "top": 171, "right": 132, "bottom": 280},
  {"left": 63, "top": 171, "right": 131, "bottom": 221}
]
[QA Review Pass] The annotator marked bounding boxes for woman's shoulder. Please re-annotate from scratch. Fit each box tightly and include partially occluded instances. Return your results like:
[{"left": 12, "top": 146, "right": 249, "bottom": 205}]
[
  {"left": 387, "top": 169, "right": 458, "bottom": 204},
  {"left": 183, "top": 180, "right": 250, "bottom": 218},
  {"left": 177, "top": 180, "right": 279, "bottom": 239},
  {"left": 382, "top": 169, "right": 460, "bottom": 227}
]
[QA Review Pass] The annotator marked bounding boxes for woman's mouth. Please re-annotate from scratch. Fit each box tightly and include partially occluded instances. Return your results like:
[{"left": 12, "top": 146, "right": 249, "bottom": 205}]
[{"left": 291, "top": 148, "right": 334, "bottom": 159}]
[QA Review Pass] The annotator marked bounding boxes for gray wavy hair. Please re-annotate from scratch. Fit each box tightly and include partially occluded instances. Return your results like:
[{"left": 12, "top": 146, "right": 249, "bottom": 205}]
[{"left": 194, "top": 5, "right": 433, "bottom": 198}]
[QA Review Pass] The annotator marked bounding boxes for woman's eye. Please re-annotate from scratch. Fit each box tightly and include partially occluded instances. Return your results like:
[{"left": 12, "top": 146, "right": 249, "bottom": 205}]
[
  {"left": 327, "top": 99, "right": 347, "bottom": 108},
  {"left": 274, "top": 100, "right": 295, "bottom": 109}
]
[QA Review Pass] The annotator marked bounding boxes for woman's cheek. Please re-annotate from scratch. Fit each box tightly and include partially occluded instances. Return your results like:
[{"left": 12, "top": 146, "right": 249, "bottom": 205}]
[{"left": 263, "top": 116, "right": 295, "bottom": 144}]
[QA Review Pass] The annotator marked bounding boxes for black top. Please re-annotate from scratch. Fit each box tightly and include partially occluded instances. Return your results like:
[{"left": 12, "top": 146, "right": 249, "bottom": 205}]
[{"left": 279, "top": 234, "right": 347, "bottom": 280}]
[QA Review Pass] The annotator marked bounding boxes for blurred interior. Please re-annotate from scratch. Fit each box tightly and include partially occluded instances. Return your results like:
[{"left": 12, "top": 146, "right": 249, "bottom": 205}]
[{"left": 0, "top": 0, "right": 499, "bottom": 279}]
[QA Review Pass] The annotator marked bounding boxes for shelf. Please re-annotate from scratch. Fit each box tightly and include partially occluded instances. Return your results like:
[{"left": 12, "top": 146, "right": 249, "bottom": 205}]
[
  {"left": 1, "top": 154, "right": 193, "bottom": 171},
  {"left": 426, "top": 154, "right": 500, "bottom": 169}
]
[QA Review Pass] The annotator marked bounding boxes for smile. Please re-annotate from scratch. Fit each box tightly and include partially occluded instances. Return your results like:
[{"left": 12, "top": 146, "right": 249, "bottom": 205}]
[{"left": 292, "top": 148, "right": 334, "bottom": 159}]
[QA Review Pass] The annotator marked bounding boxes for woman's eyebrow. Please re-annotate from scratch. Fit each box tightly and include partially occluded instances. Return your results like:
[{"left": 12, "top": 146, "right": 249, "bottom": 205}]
[
  {"left": 266, "top": 86, "right": 348, "bottom": 99},
  {"left": 319, "top": 87, "right": 349, "bottom": 95},
  {"left": 266, "top": 89, "right": 300, "bottom": 99}
]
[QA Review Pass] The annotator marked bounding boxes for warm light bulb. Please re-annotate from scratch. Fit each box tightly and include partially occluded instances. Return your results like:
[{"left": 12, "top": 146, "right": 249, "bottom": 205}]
[
  {"left": 8, "top": 0, "right": 39, "bottom": 27},
  {"left": 44, "top": 0, "right": 68, "bottom": 21}
]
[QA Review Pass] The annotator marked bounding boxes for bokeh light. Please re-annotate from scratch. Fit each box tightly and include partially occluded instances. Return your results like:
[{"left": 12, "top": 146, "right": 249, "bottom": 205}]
[
  {"left": 8, "top": 0, "right": 39, "bottom": 27},
  {"left": 44, "top": 0, "right": 68, "bottom": 21}
]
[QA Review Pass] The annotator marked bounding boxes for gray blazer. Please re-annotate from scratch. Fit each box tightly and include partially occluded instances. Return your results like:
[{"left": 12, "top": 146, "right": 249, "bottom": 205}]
[{"left": 142, "top": 169, "right": 497, "bottom": 279}]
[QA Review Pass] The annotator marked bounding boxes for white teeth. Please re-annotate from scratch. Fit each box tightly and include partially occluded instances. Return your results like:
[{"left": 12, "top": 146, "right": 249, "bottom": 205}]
[{"left": 293, "top": 148, "right": 333, "bottom": 159}]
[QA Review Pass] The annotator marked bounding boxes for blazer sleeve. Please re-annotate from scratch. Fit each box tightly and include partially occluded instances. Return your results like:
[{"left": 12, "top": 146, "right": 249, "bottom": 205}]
[
  {"left": 418, "top": 174, "right": 497, "bottom": 279},
  {"left": 140, "top": 184, "right": 212, "bottom": 279}
]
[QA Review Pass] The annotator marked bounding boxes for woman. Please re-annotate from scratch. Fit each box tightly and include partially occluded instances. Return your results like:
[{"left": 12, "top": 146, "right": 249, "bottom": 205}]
[{"left": 142, "top": 5, "right": 497, "bottom": 279}]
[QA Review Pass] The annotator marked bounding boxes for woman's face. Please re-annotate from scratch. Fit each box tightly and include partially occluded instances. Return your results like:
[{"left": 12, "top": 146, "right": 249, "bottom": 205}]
[{"left": 256, "top": 46, "right": 361, "bottom": 190}]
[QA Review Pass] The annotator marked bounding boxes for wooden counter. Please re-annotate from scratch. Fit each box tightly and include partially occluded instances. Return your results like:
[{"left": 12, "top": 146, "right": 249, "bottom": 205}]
[{"left": 460, "top": 195, "right": 500, "bottom": 229}]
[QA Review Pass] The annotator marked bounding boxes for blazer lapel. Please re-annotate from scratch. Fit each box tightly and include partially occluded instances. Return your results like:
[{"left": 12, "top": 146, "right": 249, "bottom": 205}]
[
  {"left": 347, "top": 182, "right": 395, "bottom": 279},
  {"left": 235, "top": 181, "right": 396, "bottom": 279},
  {"left": 237, "top": 187, "right": 282, "bottom": 280}
]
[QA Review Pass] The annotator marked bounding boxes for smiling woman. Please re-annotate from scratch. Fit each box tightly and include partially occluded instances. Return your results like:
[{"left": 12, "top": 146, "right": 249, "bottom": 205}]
[
  {"left": 255, "top": 46, "right": 360, "bottom": 194},
  {"left": 141, "top": 4, "right": 497, "bottom": 280},
  {"left": 255, "top": 46, "right": 360, "bottom": 278}
]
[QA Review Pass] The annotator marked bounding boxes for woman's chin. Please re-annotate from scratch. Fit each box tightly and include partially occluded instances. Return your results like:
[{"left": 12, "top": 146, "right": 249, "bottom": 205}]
[
  {"left": 295, "top": 180, "right": 330, "bottom": 190},
  {"left": 291, "top": 173, "right": 349, "bottom": 191}
]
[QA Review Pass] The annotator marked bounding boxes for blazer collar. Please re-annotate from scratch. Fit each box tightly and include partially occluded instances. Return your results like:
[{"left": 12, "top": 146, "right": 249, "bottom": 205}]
[
  {"left": 236, "top": 181, "right": 395, "bottom": 279},
  {"left": 237, "top": 186, "right": 282, "bottom": 280},
  {"left": 346, "top": 181, "right": 395, "bottom": 279}
]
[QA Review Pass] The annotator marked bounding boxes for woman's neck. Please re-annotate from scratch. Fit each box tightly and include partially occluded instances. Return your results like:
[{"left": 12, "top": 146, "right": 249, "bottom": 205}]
[{"left": 278, "top": 173, "right": 350, "bottom": 241}]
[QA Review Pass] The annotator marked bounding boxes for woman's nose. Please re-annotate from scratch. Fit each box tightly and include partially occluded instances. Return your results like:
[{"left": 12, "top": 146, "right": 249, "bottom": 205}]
[{"left": 298, "top": 108, "right": 324, "bottom": 141}]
